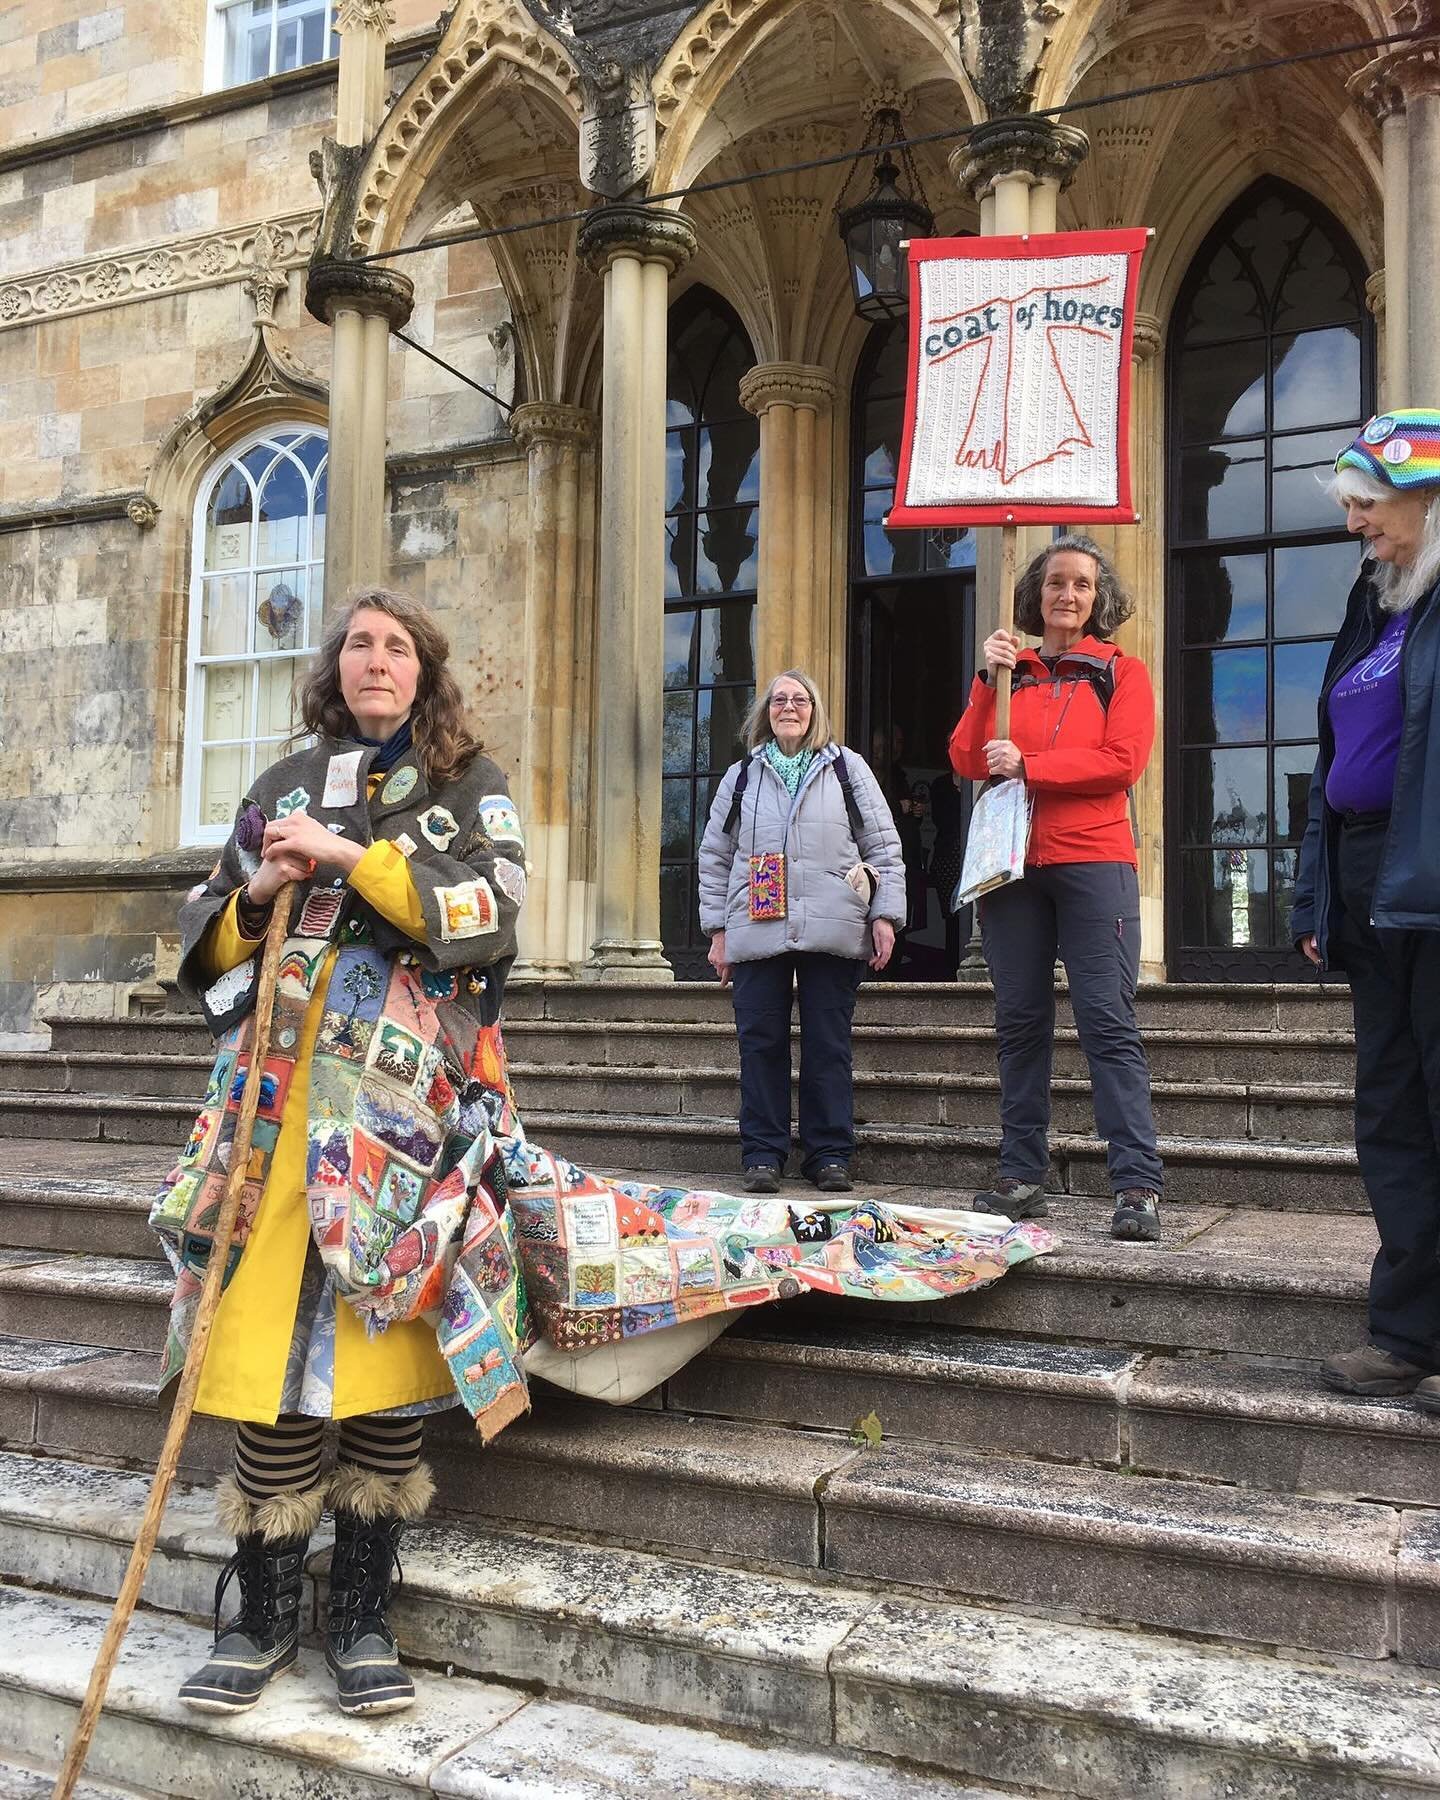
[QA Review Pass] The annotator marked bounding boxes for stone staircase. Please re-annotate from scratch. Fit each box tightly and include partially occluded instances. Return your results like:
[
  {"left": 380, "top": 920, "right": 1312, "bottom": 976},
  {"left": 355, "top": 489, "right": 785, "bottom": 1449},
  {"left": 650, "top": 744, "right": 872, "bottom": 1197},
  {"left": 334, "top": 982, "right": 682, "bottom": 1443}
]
[{"left": 4, "top": 981, "right": 1440, "bottom": 1796}]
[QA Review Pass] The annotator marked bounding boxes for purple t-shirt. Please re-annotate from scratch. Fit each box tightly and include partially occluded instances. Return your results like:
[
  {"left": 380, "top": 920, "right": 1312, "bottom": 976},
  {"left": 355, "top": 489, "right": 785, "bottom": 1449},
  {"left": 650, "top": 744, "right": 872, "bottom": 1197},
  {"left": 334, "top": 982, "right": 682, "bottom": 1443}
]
[{"left": 1325, "top": 609, "right": 1409, "bottom": 815}]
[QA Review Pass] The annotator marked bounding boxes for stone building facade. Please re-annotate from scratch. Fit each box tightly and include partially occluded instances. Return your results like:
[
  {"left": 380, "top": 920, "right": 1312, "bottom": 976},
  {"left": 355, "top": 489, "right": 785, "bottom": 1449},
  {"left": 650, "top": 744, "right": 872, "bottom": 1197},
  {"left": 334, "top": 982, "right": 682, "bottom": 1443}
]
[{"left": 0, "top": 0, "right": 1434, "bottom": 1037}]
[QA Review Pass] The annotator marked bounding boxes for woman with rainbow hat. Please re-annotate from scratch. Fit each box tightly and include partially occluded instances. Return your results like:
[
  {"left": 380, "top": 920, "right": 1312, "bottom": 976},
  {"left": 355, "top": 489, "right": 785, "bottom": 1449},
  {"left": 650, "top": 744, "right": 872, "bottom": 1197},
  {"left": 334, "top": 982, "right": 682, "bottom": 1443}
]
[{"left": 1292, "top": 407, "right": 1440, "bottom": 1406}]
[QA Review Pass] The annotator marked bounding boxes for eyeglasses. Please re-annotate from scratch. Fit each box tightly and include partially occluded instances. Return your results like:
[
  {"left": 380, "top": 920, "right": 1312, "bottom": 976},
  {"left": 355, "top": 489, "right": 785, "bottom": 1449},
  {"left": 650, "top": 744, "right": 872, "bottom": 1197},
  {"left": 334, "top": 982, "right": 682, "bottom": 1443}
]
[{"left": 770, "top": 693, "right": 813, "bottom": 711}]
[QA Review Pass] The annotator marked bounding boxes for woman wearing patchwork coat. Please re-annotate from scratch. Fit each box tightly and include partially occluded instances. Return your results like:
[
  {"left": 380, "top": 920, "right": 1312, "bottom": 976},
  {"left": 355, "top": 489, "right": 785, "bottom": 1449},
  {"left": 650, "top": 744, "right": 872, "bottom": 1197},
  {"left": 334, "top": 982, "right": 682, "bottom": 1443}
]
[
  {"left": 154, "top": 587, "right": 528, "bottom": 1719},
  {"left": 153, "top": 589, "right": 1056, "bottom": 1727}
]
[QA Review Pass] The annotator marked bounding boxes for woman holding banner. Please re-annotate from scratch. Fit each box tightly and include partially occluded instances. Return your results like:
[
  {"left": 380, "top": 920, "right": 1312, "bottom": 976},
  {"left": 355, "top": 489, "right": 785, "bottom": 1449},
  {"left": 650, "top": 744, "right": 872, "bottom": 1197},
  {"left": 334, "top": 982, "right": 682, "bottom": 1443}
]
[{"left": 949, "top": 534, "right": 1164, "bottom": 1242}]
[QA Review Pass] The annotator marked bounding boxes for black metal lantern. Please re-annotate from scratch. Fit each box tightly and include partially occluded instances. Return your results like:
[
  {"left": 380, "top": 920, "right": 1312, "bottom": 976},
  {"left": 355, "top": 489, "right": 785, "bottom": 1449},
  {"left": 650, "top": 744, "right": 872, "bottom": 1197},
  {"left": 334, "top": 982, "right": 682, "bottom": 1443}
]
[{"left": 837, "top": 109, "right": 934, "bottom": 323}]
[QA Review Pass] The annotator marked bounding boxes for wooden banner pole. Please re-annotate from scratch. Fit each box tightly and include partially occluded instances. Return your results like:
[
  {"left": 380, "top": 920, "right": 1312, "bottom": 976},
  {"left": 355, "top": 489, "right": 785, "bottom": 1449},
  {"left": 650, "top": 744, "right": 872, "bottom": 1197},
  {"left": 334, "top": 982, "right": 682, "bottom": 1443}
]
[
  {"left": 52, "top": 887, "right": 295, "bottom": 1800},
  {"left": 996, "top": 522, "right": 1017, "bottom": 741}
]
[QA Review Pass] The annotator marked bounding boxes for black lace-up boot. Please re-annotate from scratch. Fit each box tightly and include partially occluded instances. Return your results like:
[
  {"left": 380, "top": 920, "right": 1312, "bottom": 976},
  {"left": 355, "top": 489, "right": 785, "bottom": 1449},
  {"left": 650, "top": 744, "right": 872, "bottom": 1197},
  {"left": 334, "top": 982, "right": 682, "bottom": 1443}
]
[
  {"left": 178, "top": 1478, "right": 325, "bottom": 1713},
  {"left": 324, "top": 1462, "right": 434, "bottom": 1715}
]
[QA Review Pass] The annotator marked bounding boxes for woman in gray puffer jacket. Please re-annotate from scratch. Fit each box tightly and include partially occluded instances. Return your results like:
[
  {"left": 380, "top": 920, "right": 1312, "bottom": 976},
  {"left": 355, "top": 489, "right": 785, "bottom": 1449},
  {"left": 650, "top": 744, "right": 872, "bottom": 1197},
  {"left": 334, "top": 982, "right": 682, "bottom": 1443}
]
[{"left": 698, "top": 670, "right": 905, "bottom": 1195}]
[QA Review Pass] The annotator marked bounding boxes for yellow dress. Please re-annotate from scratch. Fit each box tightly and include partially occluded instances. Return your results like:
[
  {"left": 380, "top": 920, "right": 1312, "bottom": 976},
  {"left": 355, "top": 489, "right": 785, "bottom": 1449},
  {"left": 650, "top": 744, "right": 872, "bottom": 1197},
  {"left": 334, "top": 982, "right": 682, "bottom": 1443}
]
[{"left": 194, "top": 826, "right": 455, "bottom": 1424}]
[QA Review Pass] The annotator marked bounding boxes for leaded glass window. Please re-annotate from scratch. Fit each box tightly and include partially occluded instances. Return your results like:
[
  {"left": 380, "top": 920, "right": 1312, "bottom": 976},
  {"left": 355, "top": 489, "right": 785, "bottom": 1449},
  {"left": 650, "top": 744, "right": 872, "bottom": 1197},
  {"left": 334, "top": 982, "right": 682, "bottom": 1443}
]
[{"left": 184, "top": 428, "right": 327, "bottom": 843}]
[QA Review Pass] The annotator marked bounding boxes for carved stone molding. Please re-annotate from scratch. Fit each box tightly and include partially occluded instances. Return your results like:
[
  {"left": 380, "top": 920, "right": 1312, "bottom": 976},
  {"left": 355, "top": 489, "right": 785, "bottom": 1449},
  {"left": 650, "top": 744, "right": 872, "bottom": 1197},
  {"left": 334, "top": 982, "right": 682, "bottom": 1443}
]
[
  {"left": 0, "top": 212, "right": 317, "bottom": 333},
  {"left": 305, "top": 258, "right": 416, "bottom": 328},
  {"left": 126, "top": 494, "right": 161, "bottom": 530},
  {"left": 738, "top": 361, "right": 838, "bottom": 415},
  {"left": 0, "top": 489, "right": 161, "bottom": 540},
  {"left": 577, "top": 202, "right": 696, "bottom": 275},
  {"left": 335, "top": 0, "right": 395, "bottom": 30},
  {"left": 509, "top": 400, "right": 597, "bottom": 449},
  {"left": 1130, "top": 310, "right": 1161, "bottom": 365},
  {"left": 1366, "top": 268, "right": 1386, "bottom": 318},
  {"left": 951, "top": 115, "right": 1089, "bottom": 202},
  {"left": 149, "top": 325, "right": 328, "bottom": 484}
]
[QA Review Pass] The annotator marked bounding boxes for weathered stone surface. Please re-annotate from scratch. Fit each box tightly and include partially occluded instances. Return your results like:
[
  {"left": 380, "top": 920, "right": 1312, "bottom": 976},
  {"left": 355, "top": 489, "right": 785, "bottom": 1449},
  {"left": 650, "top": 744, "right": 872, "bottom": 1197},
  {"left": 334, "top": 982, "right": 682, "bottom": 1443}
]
[
  {"left": 823, "top": 1441, "right": 1397, "bottom": 1657},
  {"left": 1129, "top": 1356, "right": 1440, "bottom": 1504},
  {"left": 833, "top": 1597, "right": 1440, "bottom": 1799},
  {"left": 668, "top": 1321, "right": 1135, "bottom": 1464},
  {"left": 1397, "top": 1510, "right": 1440, "bottom": 1668},
  {"left": 0, "top": 1251, "right": 168, "bottom": 1350}
]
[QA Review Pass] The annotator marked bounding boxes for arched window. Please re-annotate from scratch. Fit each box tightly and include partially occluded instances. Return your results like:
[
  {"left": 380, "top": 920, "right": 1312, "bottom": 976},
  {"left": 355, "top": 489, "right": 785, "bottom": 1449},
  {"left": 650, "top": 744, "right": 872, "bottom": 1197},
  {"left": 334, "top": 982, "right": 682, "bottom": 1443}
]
[
  {"left": 182, "top": 426, "right": 328, "bottom": 844},
  {"left": 1166, "top": 180, "right": 1373, "bottom": 979},
  {"left": 661, "top": 292, "right": 759, "bottom": 975}
]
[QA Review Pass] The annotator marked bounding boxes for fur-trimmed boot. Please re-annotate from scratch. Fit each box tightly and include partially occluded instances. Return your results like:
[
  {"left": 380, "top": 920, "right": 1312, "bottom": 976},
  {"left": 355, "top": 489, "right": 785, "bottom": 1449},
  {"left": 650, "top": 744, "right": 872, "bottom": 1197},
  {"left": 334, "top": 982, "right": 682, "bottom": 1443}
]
[
  {"left": 324, "top": 1461, "right": 434, "bottom": 1715},
  {"left": 178, "top": 1477, "right": 325, "bottom": 1713}
]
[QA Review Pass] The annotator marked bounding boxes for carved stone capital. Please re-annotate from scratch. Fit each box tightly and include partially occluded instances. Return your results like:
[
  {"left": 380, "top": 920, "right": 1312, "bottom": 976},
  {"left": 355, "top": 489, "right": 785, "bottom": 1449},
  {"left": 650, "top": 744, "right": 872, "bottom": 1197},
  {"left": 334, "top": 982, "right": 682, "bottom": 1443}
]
[
  {"left": 305, "top": 258, "right": 414, "bottom": 329},
  {"left": 950, "top": 117, "right": 1089, "bottom": 204},
  {"left": 1366, "top": 268, "right": 1386, "bottom": 318},
  {"left": 1352, "top": 30, "right": 1440, "bottom": 117},
  {"left": 334, "top": 0, "right": 394, "bottom": 33},
  {"left": 577, "top": 203, "right": 696, "bottom": 276},
  {"left": 1131, "top": 311, "right": 1162, "bottom": 365},
  {"left": 510, "top": 400, "right": 598, "bottom": 450},
  {"left": 738, "top": 362, "right": 838, "bottom": 417}
]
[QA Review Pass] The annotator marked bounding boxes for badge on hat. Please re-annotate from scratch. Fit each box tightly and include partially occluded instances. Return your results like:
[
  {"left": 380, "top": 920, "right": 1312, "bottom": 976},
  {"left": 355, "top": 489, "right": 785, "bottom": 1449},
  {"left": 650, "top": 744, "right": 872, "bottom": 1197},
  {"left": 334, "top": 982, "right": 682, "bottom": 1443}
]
[
  {"left": 1363, "top": 415, "right": 1396, "bottom": 445},
  {"left": 1384, "top": 438, "right": 1413, "bottom": 464}
]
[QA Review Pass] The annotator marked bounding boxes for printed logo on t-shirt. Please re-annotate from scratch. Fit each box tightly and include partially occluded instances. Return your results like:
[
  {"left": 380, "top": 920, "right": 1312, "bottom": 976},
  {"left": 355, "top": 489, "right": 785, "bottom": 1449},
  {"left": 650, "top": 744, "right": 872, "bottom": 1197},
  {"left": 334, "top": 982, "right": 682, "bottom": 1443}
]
[{"left": 1344, "top": 613, "right": 1407, "bottom": 688}]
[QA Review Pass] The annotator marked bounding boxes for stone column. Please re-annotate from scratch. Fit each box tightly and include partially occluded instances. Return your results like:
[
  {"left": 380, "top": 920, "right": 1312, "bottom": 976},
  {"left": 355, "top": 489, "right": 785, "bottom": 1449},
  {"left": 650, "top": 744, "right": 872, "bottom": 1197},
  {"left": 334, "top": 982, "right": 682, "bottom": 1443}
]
[
  {"left": 1353, "top": 57, "right": 1410, "bottom": 405},
  {"left": 578, "top": 203, "right": 696, "bottom": 983},
  {"left": 334, "top": 0, "right": 393, "bottom": 144},
  {"left": 1110, "top": 314, "right": 1165, "bottom": 976},
  {"left": 509, "top": 402, "right": 598, "bottom": 981},
  {"left": 306, "top": 262, "right": 414, "bottom": 616},
  {"left": 738, "top": 362, "right": 838, "bottom": 687},
  {"left": 1403, "top": 61, "right": 1440, "bottom": 399}
]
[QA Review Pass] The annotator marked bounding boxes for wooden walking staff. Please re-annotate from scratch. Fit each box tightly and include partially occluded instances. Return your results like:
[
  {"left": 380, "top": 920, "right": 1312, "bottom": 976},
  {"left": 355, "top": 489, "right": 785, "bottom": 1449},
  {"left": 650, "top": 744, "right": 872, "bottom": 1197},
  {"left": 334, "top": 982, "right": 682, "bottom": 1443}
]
[
  {"left": 995, "top": 522, "right": 1018, "bottom": 742},
  {"left": 53, "top": 886, "right": 295, "bottom": 1800}
]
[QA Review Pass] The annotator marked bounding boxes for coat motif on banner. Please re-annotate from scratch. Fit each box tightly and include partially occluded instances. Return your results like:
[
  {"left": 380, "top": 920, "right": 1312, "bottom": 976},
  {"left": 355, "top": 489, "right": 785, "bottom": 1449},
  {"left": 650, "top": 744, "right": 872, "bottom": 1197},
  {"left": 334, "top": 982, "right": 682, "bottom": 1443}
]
[{"left": 890, "top": 229, "right": 1149, "bottom": 527}]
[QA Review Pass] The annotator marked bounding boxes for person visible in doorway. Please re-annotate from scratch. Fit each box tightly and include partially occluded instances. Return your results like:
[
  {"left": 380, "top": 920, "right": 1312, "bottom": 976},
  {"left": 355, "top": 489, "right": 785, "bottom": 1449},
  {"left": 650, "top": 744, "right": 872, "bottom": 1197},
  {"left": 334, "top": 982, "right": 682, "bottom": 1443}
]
[
  {"left": 1291, "top": 410, "right": 1440, "bottom": 1405},
  {"left": 949, "top": 534, "right": 1164, "bottom": 1242},
  {"left": 698, "top": 670, "right": 905, "bottom": 1194}
]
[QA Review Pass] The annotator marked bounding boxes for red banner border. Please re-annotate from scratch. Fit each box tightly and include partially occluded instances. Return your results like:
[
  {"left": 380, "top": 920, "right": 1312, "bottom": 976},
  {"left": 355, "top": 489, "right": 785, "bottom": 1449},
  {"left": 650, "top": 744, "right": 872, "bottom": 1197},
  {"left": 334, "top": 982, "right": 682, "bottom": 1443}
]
[{"left": 888, "top": 228, "right": 1150, "bottom": 529}]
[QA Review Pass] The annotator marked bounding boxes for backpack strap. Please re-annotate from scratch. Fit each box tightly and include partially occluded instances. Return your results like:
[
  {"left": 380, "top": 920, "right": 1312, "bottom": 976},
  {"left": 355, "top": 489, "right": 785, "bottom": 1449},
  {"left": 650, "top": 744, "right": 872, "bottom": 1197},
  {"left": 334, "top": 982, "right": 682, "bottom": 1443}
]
[
  {"left": 722, "top": 754, "right": 753, "bottom": 836},
  {"left": 831, "top": 750, "right": 867, "bottom": 845}
]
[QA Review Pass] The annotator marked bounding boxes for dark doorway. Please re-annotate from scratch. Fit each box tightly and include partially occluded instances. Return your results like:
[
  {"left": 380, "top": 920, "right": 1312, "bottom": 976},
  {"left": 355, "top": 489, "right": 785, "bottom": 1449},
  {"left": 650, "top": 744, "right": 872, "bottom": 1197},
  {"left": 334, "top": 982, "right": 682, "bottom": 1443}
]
[
  {"left": 848, "top": 322, "right": 976, "bottom": 979},
  {"left": 1165, "top": 179, "right": 1374, "bottom": 980}
]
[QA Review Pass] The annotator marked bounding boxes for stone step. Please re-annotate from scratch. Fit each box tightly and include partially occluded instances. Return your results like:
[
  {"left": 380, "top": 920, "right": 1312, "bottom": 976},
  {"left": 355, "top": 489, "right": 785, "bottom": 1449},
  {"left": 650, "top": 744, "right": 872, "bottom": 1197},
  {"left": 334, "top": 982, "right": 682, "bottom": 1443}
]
[
  {"left": 0, "top": 1049, "right": 1356, "bottom": 1146},
  {"left": 0, "top": 1090, "right": 1365, "bottom": 1206},
  {"left": 0, "top": 1752, "right": 151, "bottom": 1799},
  {"left": 5, "top": 1455, "right": 1440, "bottom": 1799},
  {"left": 506, "top": 1017, "right": 1362, "bottom": 1085},
  {"left": 0, "top": 1587, "right": 1001, "bottom": 1800},
  {"left": 0, "top": 1253, "right": 172, "bottom": 1352},
  {"left": 509, "top": 1061, "right": 1355, "bottom": 1145}
]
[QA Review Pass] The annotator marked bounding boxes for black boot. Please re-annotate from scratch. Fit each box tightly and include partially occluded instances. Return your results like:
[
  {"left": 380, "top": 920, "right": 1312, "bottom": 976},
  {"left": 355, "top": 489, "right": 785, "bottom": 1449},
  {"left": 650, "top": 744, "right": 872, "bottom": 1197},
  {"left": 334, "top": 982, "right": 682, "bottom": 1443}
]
[
  {"left": 178, "top": 1478, "right": 325, "bottom": 1713},
  {"left": 324, "top": 1462, "right": 434, "bottom": 1716}
]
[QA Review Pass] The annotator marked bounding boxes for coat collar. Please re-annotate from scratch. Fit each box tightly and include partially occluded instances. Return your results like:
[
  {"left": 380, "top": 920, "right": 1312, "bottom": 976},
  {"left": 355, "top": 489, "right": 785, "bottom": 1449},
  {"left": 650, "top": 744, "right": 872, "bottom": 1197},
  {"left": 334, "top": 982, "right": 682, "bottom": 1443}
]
[{"left": 1015, "top": 634, "right": 1118, "bottom": 678}]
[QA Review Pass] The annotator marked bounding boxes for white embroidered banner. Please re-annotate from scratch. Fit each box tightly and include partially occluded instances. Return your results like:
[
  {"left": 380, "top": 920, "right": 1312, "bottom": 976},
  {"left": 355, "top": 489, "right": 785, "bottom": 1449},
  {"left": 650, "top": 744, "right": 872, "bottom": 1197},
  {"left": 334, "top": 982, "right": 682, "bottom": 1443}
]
[{"left": 890, "top": 229, "right": 1149, "bottom": 527}]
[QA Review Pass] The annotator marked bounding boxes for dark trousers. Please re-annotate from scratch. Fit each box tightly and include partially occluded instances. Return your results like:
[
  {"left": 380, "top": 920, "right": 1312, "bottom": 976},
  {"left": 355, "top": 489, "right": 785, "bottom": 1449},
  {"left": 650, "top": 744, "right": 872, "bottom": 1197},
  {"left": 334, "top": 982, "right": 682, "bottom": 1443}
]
[
  {"left": 980, "top": 861, "right": 1163, "bottom": 1194},
  {"left": 1337, "top": 817, "right": 1440, "bottom": 1367},
  {"left": 731, "top": 953, "right": 864, "bottom": 1174}
]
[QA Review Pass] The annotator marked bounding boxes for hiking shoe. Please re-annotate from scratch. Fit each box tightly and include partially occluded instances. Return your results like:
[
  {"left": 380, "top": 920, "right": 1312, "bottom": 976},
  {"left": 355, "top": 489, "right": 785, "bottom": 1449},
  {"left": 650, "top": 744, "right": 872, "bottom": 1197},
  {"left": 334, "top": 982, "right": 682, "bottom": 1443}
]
[
  {"left": 1413, "top": 1376, "right": 1440, "bottom": 1415},
  {"left": 972, "top": 1178, "right": 1049, "bottom": 1219},
  {"left": 1323, "top": 1343, "right": 1430, "bottom": 1396},
  {"left": 743, "top": 1165, "right": 781, "bottom": 1194},
  {"left": 1111, "top": 1189, "right": 1161, "bottom": 1241},
  {"left": 812, "top": 1162, "right": 853, "bottom": 1193}
]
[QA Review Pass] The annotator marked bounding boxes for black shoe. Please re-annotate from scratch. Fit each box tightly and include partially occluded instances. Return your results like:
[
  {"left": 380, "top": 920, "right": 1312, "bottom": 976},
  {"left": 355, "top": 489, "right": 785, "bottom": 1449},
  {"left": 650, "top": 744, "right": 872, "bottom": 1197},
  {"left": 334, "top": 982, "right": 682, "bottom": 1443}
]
[
  {"left": 1325, "top": 1343, "right": 1430, "bottom": 1396},
  {"left": 1111, "top": 1189, "right": 1162, "bottom": 1242},
  {"left": 972, "top": 1178, "right": 1049, "bottom": 1219},
  {"left": 743, "top": 1165, "right": 781, "bottom": 1194},
  {"left": 325, "top": 1464, "right": 433, "bottom": 1716},
  {"left": 178, "top": 1479, "right": 323, "bottom": 1714},
  {"left": 812, "top": 1162, "right": 853, "bottom": 1193}
]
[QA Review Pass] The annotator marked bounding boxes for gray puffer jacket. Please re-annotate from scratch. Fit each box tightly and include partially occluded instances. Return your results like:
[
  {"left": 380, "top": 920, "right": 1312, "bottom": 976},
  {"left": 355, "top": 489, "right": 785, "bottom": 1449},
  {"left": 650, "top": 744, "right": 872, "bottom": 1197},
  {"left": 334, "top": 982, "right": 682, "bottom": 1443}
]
[{"left": 697, "top": 744, "right": 905, "bottom": 964}]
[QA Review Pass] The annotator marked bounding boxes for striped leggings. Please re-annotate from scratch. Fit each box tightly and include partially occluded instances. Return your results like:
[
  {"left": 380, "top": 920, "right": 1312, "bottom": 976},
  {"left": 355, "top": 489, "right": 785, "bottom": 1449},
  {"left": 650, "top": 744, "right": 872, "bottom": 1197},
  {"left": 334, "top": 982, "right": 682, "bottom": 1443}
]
[{"left": 233, "top": 1413, "right": 425, "bottom": 1502}]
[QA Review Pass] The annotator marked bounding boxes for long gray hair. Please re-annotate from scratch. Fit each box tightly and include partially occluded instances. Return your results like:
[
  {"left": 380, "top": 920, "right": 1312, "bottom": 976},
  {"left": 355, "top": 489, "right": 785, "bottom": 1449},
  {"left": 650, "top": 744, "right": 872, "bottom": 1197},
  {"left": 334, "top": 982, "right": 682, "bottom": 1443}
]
[
  {"left": 1014, "top": 533, "right": 1133, "bottom": 638},
  {"left": 1326, "top": 467, "right": 1440, "bottom": 612}
]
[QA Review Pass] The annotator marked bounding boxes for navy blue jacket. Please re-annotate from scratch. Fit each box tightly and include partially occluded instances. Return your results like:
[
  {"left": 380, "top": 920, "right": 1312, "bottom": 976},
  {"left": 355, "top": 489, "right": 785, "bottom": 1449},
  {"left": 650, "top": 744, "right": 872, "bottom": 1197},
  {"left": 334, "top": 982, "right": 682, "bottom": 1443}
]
[{"left": 1291, "top": 565, "right": 1440, "bottom": 968}]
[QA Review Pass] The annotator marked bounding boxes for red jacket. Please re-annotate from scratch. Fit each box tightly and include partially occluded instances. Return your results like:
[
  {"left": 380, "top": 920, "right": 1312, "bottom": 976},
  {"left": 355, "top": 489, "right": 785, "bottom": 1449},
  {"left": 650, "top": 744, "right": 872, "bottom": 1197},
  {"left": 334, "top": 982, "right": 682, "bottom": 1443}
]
[{"left": 948, "top": 637, "right": 1154, "bottom": 867}]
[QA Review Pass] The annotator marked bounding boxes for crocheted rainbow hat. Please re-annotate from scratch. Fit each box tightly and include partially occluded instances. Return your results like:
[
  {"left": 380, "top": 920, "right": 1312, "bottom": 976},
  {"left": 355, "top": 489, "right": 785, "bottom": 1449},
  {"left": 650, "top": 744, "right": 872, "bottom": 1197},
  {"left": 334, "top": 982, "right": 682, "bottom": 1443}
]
[{"left": 1335, "top": 410, "right": 1440, "bottom": 489}]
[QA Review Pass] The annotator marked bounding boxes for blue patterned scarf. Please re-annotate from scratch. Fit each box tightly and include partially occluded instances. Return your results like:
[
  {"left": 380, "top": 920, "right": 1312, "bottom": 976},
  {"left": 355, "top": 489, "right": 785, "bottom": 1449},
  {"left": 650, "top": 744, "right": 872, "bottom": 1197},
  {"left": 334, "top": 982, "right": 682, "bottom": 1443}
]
[{"left": 763, "top": 741, "right": 815, "bottom": 796}]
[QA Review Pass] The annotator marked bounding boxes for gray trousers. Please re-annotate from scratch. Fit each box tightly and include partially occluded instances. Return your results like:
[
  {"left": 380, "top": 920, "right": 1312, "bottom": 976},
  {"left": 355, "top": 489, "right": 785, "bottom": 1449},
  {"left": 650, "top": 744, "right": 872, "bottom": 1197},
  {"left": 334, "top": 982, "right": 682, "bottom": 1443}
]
[{"left": 980, "top": 861, "right": 1163, "bottom": 1194}]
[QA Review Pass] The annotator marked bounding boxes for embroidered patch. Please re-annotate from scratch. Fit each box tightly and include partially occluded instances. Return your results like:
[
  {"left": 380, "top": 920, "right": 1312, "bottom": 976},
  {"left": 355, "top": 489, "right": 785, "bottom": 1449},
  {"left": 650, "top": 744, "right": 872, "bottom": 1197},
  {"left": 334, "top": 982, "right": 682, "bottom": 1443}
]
[
  {"left": 478, "top": 796, "right": 523, "bottom": 846},
  {"left": 436, "top": 877, "right": 499, "bottom": 941},
  {"left": 202, "top": 957, "right": 256, "bottom": 1019},
  {"left": 275, "top": 786, "right": 310, "bottom": 819},
  {"left": 373, "top": 1021, "right": 423, "bottom": 1086},
  {"left": 418, "top": 805, "right": 459, "bottom": 852},
  {"left": 392, "top": 833, "right": 418, "bottom": 858},
  {"left": 493, "top": 857, "right": 527, "bottom": 907},
  {"left": 381, "top": 765, "right": 418, "bottom": 805},
  {"left": 322, "top": 750, "right": 363, "bottom": 809},
  {"left": 297, "top": 888, "right": 344, "bottom": 938},
  {"left": 327, "top": 821, "right": 346, "bottom": 834}
]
